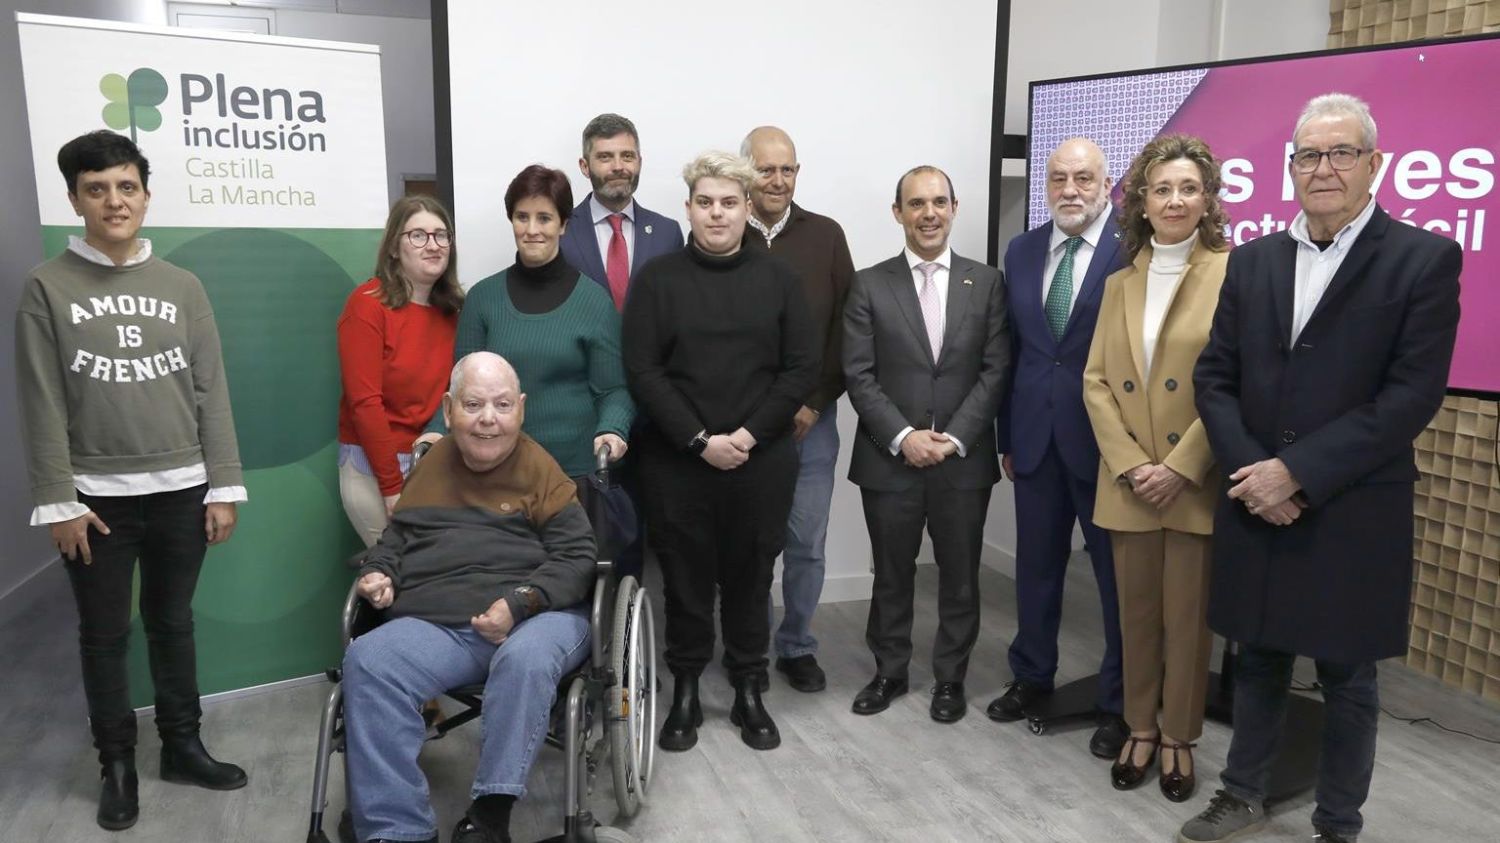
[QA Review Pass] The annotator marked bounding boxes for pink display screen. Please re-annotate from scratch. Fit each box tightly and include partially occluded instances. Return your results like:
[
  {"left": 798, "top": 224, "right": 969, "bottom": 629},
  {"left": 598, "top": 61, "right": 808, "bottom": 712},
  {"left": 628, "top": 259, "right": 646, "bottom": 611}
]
[{"left": 1029, "top": 36, "right": 1500, "bottom": 397}]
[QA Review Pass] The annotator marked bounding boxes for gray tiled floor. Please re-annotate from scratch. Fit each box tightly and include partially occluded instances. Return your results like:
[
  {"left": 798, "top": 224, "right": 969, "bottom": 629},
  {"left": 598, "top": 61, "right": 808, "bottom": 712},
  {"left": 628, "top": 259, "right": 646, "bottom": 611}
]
[{"left": 2, "top": 555, "right": 1496, "bottom": 842}]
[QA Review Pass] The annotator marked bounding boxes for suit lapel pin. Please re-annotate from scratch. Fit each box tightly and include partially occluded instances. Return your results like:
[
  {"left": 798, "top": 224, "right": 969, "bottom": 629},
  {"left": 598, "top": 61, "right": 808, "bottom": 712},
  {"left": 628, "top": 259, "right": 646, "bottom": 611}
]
[
  {"left": 1113, "top": 231, "right": 1121, "bottom": 240},
  {"left": 644, "top": 224, "right": 653, "bottom": 235},
  {"left": 963, "top": 278, "right": 973, "bottom": 285}
]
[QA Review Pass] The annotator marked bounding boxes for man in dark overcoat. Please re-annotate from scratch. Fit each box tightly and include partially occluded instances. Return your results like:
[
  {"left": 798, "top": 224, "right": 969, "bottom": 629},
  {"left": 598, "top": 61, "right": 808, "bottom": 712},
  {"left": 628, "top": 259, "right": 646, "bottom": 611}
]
[{"left": 1177, "top": 93, "right": 1462, "bottom": 843}]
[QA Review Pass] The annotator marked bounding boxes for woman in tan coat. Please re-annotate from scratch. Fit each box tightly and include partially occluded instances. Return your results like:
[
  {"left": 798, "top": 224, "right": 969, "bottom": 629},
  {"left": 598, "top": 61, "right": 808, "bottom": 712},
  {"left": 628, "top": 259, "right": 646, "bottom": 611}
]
[{"left": 1083, "top": 134, "right": 1229, "bottom": 803}]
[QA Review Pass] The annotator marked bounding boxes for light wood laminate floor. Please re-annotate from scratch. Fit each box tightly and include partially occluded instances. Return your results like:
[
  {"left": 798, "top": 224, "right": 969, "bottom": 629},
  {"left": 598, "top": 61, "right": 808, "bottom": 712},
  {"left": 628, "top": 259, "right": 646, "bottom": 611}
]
[{"left": 2, "top": 556, "right": 1496, "bottom": 843}]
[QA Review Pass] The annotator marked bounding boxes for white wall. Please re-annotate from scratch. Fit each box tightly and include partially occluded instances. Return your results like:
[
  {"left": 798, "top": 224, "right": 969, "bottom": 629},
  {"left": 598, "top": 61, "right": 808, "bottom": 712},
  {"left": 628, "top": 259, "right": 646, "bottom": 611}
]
[{"left": 448, "top": 0, "right": 1002, "bottom": 603}]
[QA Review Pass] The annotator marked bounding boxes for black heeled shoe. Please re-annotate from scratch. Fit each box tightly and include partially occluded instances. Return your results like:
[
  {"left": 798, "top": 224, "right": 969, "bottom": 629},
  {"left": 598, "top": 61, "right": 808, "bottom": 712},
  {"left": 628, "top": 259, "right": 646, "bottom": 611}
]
[
  {"left": 658, "top": 672, "right": 703, "bottom": 752},
  {"left": 97, "top": 757, "right": 139, "bottom": 830},
  {"left": 1160, "top": 740, "right": 1198, "bottom": 802},
  {"left": 729, "top": 673, "right": 780, "bottom": 750},
  {"left": 1110, "top": 734, "right": 1158, "bottom": 791}
]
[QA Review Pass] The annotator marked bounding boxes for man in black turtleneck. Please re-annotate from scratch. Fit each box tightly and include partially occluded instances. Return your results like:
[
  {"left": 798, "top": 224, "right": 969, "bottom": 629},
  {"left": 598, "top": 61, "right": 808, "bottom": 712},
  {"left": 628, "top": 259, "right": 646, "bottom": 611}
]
[{"left": 622, "top": 151, "right": 818, "bottom": 754}]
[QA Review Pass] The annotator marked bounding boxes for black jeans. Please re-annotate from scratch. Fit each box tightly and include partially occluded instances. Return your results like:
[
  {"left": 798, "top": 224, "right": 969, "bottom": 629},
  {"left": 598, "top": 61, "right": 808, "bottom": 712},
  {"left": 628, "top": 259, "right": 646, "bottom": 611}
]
[
  {"left": 66, "top": 485, "right": 209, "bottom": 762},
  {"left": 641, "top": 435, "right": 796, "bottom": 679},
  {"left": 1221, "top": 644, "right": 1380, "bottom": 838}
]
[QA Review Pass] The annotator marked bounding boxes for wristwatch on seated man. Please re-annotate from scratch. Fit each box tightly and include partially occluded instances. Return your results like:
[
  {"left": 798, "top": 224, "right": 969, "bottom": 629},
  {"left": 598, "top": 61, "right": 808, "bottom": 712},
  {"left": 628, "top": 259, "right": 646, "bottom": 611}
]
[{"left": 687, "top": 430, "right": 709, "bottom": 455}]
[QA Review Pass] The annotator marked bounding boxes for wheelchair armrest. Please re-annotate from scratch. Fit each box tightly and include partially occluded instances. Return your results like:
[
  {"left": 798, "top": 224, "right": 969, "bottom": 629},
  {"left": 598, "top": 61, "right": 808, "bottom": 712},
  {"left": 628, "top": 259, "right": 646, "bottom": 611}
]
[
  {"left": 341, "top": 578, "right": 386, "bottom": 648},
  {"left": 590, "top": 561, "right": 611, "bottom": 669}
]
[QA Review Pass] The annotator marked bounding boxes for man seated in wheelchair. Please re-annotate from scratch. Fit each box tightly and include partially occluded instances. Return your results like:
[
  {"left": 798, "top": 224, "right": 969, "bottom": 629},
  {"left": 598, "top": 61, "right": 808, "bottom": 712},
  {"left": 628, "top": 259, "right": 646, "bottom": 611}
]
[{"left": 344, "top": 351, "right": 595, "bottom": 843}]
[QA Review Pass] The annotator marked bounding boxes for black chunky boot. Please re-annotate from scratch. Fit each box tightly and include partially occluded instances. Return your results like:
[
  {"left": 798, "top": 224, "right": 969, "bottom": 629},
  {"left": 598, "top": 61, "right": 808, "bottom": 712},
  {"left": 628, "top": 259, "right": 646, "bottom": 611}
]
[
  {"left": 160, "top": 734, "right": 247, "bottom": 790},
  {"left": 97, "top": 755, "right": 139, "bottom": 831},
  {"left": 729, "top": 673, "right": 781, "bottom": 750},
  {"left": 658, "top": 672, "right": 703, "bottom": 751}
]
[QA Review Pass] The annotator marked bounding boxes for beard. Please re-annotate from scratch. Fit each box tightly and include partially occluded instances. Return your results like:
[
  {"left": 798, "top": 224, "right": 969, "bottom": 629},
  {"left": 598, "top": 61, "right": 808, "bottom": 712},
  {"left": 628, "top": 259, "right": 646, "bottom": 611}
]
[
  {"left": 1050, "top": 191, "right": 1111, "bottom": 232},
  {"left": 592, "top": 169, "right": 639, "bottom": 204}
]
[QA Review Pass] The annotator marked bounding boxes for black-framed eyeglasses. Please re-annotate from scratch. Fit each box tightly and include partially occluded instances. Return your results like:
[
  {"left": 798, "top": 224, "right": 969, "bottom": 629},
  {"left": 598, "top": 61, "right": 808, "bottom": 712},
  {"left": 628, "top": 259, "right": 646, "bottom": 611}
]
[
  {"left": 1289, "top": 147, "right": 1368, "bottom": 173},
  {"left": 402, "top": 228, "right": 452, "bottom": 248}
]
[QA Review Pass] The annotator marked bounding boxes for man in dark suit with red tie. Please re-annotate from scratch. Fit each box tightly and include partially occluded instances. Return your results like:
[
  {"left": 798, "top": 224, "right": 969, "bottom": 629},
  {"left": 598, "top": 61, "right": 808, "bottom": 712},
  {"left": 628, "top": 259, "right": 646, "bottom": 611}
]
[
  {"left": 559, "top": 113, "right": 684, "bottom": 581},
  {"left": 1179, "top": 93, "right": 1461, "bottom": 843},
  {"left": 843, "top": 166, "right": 1010, "bottom": 723},
  {"left": 990, "top": 137, "right": 1130, "bottom": 758}
]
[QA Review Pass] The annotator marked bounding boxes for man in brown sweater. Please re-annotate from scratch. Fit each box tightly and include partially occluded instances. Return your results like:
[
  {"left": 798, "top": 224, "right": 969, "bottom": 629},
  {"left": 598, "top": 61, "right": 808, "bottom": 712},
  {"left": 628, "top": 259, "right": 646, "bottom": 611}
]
[
  {"left": 343, "top": 352, "right": 595, "bottom": 843},
  {"left": 740, "top": 126, "right": 855, "bottom": 693}
]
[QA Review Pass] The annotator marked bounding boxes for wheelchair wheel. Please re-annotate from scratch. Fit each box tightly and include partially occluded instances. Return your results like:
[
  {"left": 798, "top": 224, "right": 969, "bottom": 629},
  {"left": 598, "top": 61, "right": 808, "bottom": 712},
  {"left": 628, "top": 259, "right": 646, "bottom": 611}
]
[
  {"left": 592, "top": 826, "right": 637, "bottom": 843},
  {"left": 608, "top": 575, "right": 657, "bottom": 817}
]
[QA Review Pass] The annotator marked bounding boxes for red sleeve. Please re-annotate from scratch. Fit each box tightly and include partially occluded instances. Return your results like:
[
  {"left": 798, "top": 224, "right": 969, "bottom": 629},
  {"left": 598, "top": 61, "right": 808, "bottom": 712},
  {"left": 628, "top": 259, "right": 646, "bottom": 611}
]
[{"left": 337, "top": 288, "right": 405, "bottom": 495}]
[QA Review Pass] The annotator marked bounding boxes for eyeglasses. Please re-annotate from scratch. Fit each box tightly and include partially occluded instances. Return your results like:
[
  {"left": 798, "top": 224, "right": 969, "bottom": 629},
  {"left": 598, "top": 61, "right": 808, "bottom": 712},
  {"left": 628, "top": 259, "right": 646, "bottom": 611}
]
[
  {"left": 1289, "top": 147, "right": 1368, "bottom": 173},
  {"left": 1138, "top": 183, "right": 1204, "bottom": 201},
  {"left": 402, "top": 228, "right": 452, "bottom": 248}
]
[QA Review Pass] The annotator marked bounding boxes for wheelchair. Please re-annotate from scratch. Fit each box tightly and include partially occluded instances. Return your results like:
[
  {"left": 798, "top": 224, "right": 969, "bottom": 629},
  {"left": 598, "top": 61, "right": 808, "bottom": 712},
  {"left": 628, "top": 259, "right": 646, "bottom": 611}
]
[{"left": 306, "top": 446, "right": 658, "bottom": 843}]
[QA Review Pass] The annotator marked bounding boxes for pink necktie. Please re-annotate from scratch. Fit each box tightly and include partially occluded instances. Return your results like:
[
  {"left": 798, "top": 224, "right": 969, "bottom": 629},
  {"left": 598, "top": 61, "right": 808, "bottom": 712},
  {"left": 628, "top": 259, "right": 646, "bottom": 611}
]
[
  {"left": 606, "top": 213, "right": 629, "bottom": 311},
  {"left": 916, "top": 261, "right": 944, "bottom": 361}
]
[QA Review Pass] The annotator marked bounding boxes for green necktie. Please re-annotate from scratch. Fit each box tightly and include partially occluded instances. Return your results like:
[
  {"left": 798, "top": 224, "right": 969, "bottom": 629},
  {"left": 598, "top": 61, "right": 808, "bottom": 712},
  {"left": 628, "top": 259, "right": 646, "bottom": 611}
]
[{"left": 1045, "top": 235, "right": 1083, "bottom": 340}]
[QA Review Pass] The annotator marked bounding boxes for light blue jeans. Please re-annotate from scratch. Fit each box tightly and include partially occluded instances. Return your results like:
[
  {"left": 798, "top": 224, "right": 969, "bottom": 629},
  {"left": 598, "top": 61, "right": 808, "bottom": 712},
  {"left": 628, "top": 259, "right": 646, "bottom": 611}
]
[
  {"left": 343, "top": 608, "right": 590, "bottom": 842},
  {"left": 772, "top": 404, "right": 839, "bottom": 659}
]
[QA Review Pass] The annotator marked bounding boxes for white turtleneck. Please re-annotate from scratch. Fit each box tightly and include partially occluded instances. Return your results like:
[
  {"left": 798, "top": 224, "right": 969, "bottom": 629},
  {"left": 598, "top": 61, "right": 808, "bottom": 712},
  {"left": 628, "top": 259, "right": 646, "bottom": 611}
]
[{"left": 1142, "top": 231, "right": 1197, "bottom": 379}]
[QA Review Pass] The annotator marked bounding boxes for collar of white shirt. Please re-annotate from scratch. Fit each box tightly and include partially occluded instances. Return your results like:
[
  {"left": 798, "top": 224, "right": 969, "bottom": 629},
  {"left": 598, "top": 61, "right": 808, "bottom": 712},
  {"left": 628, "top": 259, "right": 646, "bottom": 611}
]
[
  {"left": 748, "top": 205, "right": 792, "bottom": 243},
  {"left": 904, "top": 246, "right": 952, "bottom": 273},
  {"left": 1048, "top": 207, "right": 1111, "bottom": 255},
  {"left": 590, "top": 194, "right": 636, "bottom": 226},
  {"left": 1287, "top": 194, "right": 1378, "bottom": 254},
  {"left": 68, "top": 235, "right": 152, "bottom": 267}
]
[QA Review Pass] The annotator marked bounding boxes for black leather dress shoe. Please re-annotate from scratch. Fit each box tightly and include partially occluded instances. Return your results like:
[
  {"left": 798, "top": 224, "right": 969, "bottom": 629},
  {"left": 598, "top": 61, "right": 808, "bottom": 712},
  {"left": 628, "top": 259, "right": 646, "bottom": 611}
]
[
  {"left": 1089, "top": 713, "right": 1130, "bottom": 760},
  {"left": 929, "top": 681, "right": 967, "bottom": 723},
  {"left": 729, "top": 674, "right": 780, "bottom": 750},
  {"left": 1312, "top": 828, "right": 1357, "bottom": 843},
  {"left": 851, "top": 675, "right": 908, "bottom": 715},
  {"left": 1109, "top": 735, "right": 1158, "bottom": 790},
  {"left": 658, "top": 672, "right": 703, "bottom": 752},
  {"left": 775, "top": 655, "right": 827, "bottom": 692},
  {"left": 160, "top": 735, "right": 248, "bottom": 790},
  {"left": 97, "top": 758, "right": 138, "bottom": 830},
  {"left": 985, "top": 680, "right": 1047, "bottom": 722}
]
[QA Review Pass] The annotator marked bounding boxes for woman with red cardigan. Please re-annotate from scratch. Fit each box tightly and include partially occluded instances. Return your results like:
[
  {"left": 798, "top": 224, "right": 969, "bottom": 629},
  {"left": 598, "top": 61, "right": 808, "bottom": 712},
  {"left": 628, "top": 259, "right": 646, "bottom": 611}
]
[{"left": 337, "top": 196, "right": 463, "bottom": 546}]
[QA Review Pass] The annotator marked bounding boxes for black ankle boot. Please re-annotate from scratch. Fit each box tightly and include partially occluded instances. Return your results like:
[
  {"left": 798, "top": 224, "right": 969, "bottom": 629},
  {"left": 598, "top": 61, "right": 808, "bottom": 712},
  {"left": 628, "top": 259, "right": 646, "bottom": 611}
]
[
  {"left": 160, "top": 734, "right": 247, "bottom": 790},
  {"left": 658, "top": 672, "right": 702, "bottom": 752},
  {"left": 97, "top": 757, "right": 139, "bottom": 830},
  {"left": 730, "top": 673, "right": 781, "bottom": 750}
]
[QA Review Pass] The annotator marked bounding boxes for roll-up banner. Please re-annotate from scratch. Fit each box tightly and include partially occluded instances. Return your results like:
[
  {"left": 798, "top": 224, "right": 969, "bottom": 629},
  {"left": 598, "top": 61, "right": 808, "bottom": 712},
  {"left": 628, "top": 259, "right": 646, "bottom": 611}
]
[{"left": 16, "top": 12, "right": 387, "bottom": 704}]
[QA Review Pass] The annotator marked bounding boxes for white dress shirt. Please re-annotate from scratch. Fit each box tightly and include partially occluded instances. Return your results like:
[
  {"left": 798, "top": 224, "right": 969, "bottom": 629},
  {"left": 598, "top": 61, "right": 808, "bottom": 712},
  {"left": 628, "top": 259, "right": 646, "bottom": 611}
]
[
  {"left": 747, "top": 205, "right": 792, "bottom": 246},
  {"left": 30, "top": 237, "right": 248, "bottom": 526},
  {"left": 590, "top": 194, "right": 636, "bottom": 271},
  {"left": 1287, "top": 195, "right": 1378, "bottom": 345},
  {"left": 889, "top": 247, "right": 966, "bottom": 458},
  {"left": 1042, "top": 208, "right": 1112, "bottom": 317},
  {"left": 1142, "top": 232, "right": 1197, "bottom": 379}
]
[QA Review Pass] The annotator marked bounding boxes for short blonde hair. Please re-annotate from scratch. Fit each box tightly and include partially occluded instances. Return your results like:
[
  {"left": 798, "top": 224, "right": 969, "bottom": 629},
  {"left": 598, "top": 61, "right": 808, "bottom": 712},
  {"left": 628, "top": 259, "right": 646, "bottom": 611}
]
[{"left": 682, "top": 150, "right": 756, "bottom": 196}]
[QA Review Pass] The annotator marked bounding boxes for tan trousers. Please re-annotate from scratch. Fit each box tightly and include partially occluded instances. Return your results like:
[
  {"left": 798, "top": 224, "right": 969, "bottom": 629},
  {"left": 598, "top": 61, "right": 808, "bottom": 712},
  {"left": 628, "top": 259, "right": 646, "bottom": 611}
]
[
  {"left": 1111, "top": 528, "right": 1213, "bottom": 742},
  {"left": 339, "top": 459, "right": 388, "bottom": 549}
]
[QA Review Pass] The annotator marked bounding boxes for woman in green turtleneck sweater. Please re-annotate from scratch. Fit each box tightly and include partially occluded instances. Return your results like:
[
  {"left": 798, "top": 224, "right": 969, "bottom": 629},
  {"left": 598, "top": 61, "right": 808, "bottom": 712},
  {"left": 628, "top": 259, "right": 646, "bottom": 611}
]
[{"left": 432, "top": 165, "right": 633, "bottom": 481}]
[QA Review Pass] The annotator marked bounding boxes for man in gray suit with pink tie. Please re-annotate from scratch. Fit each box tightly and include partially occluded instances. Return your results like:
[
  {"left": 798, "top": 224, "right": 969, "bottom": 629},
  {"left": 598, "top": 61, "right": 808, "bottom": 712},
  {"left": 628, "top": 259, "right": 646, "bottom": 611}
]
[{"left": 843, "top": 165, "right": 1010, "bottom": 724}]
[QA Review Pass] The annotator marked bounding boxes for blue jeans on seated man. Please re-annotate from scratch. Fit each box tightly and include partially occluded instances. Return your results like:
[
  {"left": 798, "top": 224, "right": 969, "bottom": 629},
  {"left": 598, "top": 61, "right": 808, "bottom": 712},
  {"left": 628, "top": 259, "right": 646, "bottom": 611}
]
[
  {"left": 343, "top": 607, "right": 590, "bottom": 842},
  {"left": 771, "top": 405, "right": 839, "bottom": 659},
  {"left": 1220, "top": 645, "right": 1379, "bottom": 839}
]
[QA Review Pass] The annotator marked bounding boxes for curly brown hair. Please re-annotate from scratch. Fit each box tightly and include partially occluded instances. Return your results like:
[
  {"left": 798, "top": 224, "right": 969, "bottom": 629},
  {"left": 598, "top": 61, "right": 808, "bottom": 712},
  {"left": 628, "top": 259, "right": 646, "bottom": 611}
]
[
  {"left": 1118, "top": 134, "right": 1229, "bottom": 259},
  {"left": 374, "top": 195, "right": 463, "bottom": 314}
]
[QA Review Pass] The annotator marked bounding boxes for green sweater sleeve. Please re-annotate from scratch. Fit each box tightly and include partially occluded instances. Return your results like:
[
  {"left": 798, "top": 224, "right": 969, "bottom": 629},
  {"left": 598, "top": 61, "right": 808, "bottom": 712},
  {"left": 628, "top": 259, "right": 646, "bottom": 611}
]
[
  {"left": 14, "top": 278, "right": 79, "bottom": 506},
  {"left": 186, "top": 277, "right": 244, "bottom": 489},
  {"left": 586, "top": 294, "right": 634, "bottom": 439}
]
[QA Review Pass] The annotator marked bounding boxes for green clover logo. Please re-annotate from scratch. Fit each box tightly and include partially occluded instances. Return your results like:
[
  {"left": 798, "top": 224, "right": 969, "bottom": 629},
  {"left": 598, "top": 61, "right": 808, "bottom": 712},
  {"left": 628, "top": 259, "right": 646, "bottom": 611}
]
[{"left": 100, "top": 68, "right": 168, "bottom": 142}]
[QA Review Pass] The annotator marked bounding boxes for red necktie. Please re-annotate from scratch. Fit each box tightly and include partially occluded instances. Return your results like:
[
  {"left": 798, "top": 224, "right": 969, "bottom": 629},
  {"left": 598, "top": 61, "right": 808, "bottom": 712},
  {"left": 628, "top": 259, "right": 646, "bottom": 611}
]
[{"left": 606, "top": 213, "right": 629, "bottom": 311}]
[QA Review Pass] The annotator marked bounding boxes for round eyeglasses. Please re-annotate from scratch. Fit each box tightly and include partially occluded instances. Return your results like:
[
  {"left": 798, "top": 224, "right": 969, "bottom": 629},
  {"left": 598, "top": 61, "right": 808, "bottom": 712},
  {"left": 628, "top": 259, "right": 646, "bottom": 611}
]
[{"left": 402, "top": 228, "right": 452, "bottom": 248}]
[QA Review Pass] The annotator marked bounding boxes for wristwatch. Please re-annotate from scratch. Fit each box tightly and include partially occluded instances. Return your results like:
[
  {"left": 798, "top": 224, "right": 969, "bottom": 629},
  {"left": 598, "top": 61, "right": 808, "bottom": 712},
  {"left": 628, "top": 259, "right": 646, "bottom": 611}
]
[
  {"left": 513, "top": 585, "right": 542, "bottom": 618},
  {"left": 688, "top": 430, "right": 710, "bottom": 455}
]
